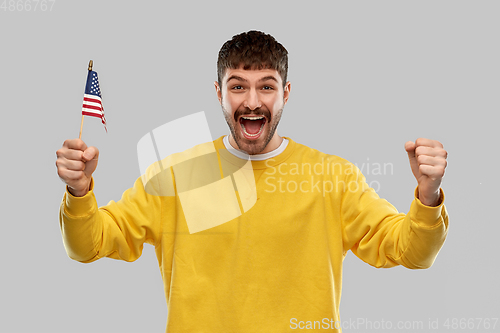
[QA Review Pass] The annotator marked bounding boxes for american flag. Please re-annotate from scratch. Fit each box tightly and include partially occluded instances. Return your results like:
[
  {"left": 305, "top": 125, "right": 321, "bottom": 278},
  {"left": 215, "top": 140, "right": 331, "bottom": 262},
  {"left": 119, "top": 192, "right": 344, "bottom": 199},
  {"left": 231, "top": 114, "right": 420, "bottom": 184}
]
[{"left": 82, "top": 70, "right": 107, "bottom": 131}]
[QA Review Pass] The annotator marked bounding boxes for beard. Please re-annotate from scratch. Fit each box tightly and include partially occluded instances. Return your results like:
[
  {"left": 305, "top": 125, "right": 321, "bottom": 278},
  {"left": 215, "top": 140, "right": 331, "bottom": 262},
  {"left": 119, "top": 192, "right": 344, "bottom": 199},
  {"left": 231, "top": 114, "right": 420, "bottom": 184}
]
[{"left": 221, "top": 99, "right": 284, "bottom": 155}]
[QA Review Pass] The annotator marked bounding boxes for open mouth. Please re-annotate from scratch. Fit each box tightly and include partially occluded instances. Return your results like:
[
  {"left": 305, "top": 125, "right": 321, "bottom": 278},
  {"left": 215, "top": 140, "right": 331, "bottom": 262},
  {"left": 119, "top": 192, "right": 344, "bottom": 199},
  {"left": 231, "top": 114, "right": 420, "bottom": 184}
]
[{"left": 239, "top": 115, "right": 267, "bottom": 139}]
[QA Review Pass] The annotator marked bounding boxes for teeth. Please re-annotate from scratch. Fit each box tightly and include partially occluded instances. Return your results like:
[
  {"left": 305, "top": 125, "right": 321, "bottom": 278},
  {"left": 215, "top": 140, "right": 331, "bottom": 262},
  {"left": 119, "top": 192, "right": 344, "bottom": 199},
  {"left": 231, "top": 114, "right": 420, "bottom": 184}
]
[{"left": 241, "top": 116, "right": 264, "bottom": 120}]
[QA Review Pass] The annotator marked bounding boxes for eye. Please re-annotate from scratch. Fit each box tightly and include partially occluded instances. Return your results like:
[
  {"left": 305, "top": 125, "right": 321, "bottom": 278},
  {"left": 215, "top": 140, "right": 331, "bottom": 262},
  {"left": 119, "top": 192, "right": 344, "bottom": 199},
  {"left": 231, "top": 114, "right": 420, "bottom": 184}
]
[
  {"left": 262, "top": 86, "right": 274, "bottom": 90},
  {"left": 231, "top": 85, "right": 243, "bottom": 90}
]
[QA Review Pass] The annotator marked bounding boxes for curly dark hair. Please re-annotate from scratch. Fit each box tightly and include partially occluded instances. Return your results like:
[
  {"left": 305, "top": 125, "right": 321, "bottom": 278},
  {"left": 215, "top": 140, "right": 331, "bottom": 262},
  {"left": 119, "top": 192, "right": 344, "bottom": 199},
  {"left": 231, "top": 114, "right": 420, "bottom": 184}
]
[{"left": 217, "top": 30, "right": 288, "bottom": 89}]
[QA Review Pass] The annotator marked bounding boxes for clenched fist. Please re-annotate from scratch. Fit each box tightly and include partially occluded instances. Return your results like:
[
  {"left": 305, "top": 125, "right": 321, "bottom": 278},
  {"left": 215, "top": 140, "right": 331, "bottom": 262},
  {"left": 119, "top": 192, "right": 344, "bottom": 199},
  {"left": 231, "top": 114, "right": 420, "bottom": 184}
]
[
  {"left": 405, "top": 138, "right": 448, "bottom": 207},
  {"left": 56, "top": 139, "right": 99, "bottom": 197}
]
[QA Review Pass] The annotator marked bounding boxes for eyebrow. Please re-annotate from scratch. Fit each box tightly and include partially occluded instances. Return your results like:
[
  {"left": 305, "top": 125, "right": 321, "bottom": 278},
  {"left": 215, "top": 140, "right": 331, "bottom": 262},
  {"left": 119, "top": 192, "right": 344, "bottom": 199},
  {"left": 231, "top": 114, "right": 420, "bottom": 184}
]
[{"left": 226, "top": 75, "right": 279, "bottom": 84}]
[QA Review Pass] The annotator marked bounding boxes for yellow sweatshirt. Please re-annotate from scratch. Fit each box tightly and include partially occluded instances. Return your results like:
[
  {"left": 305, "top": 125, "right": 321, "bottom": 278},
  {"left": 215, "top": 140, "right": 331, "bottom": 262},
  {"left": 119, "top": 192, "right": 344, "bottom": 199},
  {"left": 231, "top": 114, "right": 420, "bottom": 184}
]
[{"left": 59, "top": 136, "right": 448, "bottom": 332}]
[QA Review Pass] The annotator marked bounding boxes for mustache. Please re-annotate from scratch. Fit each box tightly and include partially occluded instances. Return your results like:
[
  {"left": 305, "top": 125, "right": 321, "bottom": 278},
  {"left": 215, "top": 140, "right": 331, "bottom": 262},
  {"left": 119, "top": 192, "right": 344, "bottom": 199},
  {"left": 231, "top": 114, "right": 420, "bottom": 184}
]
[{"left": 234, "top": 107, "right": 271, "bottom": 122}]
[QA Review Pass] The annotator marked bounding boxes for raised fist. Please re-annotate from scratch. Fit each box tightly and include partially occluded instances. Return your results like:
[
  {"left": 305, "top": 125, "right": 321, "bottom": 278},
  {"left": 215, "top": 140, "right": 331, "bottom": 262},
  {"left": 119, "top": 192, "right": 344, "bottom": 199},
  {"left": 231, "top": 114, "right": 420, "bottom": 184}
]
[
  {"left": 405, "top": 138, "right": 448, "bottom": 206},
  {"left": 56, "top": 139, "right": 99, "bottom": 197}
]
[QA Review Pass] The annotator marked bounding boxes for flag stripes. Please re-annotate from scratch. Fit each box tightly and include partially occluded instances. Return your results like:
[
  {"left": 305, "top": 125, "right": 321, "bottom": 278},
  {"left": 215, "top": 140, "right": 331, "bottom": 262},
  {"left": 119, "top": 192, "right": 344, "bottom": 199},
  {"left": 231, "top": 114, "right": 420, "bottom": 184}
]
[{"left": 81, "top": 69, "right": 107, "bottom": 131}]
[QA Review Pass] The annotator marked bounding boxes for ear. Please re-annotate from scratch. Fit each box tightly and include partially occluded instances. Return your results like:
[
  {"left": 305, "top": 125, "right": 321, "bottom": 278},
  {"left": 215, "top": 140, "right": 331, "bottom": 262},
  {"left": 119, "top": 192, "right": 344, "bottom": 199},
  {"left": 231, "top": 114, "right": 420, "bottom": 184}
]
[
  {"left": 214, "top": 81, "right": 222, "bottom": 104},
  {"left": 283, "top": 81, "right": 291, "bottom": 105}
]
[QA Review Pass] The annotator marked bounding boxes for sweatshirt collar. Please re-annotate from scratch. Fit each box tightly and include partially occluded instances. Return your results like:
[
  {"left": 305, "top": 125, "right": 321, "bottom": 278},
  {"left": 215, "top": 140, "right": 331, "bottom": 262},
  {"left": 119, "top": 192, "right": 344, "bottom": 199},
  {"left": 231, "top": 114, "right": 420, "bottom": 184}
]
[{"left": 214, "top": 135, "right": 296, "bottom": 170}]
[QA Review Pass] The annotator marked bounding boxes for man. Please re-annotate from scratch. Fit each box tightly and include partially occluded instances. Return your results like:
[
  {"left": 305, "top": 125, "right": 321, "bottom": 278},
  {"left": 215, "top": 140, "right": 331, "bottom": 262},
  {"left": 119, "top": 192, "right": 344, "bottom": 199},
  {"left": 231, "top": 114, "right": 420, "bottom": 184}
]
[{"left": 56, "top": 30, "right": 448, "bottom": 332}]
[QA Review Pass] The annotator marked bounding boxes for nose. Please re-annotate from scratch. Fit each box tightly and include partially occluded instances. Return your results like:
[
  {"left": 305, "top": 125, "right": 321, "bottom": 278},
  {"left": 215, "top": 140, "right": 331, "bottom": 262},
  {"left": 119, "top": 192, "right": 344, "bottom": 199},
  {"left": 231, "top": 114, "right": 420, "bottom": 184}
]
[{"left": 243, "top": 89, "right": 262, "bottom": 110}]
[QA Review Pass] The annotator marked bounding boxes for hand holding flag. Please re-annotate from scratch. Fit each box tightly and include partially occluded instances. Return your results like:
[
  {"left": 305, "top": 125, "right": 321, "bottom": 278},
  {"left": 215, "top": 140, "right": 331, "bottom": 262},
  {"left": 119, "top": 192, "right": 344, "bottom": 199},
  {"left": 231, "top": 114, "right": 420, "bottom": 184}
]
[
  {"left": 56, "top": 61, "right": 106, "bottom": 197},
  {"left": 56, "top": 139, "right": 99, "bottom": 197}
]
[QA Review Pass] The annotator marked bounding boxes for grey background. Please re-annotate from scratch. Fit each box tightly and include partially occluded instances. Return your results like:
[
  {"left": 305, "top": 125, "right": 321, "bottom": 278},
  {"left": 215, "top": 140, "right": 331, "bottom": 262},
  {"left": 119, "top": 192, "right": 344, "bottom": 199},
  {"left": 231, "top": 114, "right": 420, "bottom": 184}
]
[{"left": 1, "top": 0, "right": 499, "bottom": 332}]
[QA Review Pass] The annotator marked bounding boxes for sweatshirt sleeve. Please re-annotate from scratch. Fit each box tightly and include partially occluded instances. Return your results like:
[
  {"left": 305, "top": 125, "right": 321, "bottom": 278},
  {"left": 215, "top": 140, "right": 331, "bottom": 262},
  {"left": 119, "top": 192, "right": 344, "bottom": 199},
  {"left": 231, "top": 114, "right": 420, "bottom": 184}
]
[
  {"left": 340, "top": 163, "right": 449, "bottom": 269},
  {"left": 59, "top": 176, "right": 163, "bottom": 263}
]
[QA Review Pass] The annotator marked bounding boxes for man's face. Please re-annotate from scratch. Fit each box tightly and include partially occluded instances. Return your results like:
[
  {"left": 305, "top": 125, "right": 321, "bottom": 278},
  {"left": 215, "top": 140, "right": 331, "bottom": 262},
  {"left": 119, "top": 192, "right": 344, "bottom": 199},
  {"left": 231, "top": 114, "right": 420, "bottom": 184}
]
[{"left": 215, "top": 66, "right": 290, "bottom": 155}]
